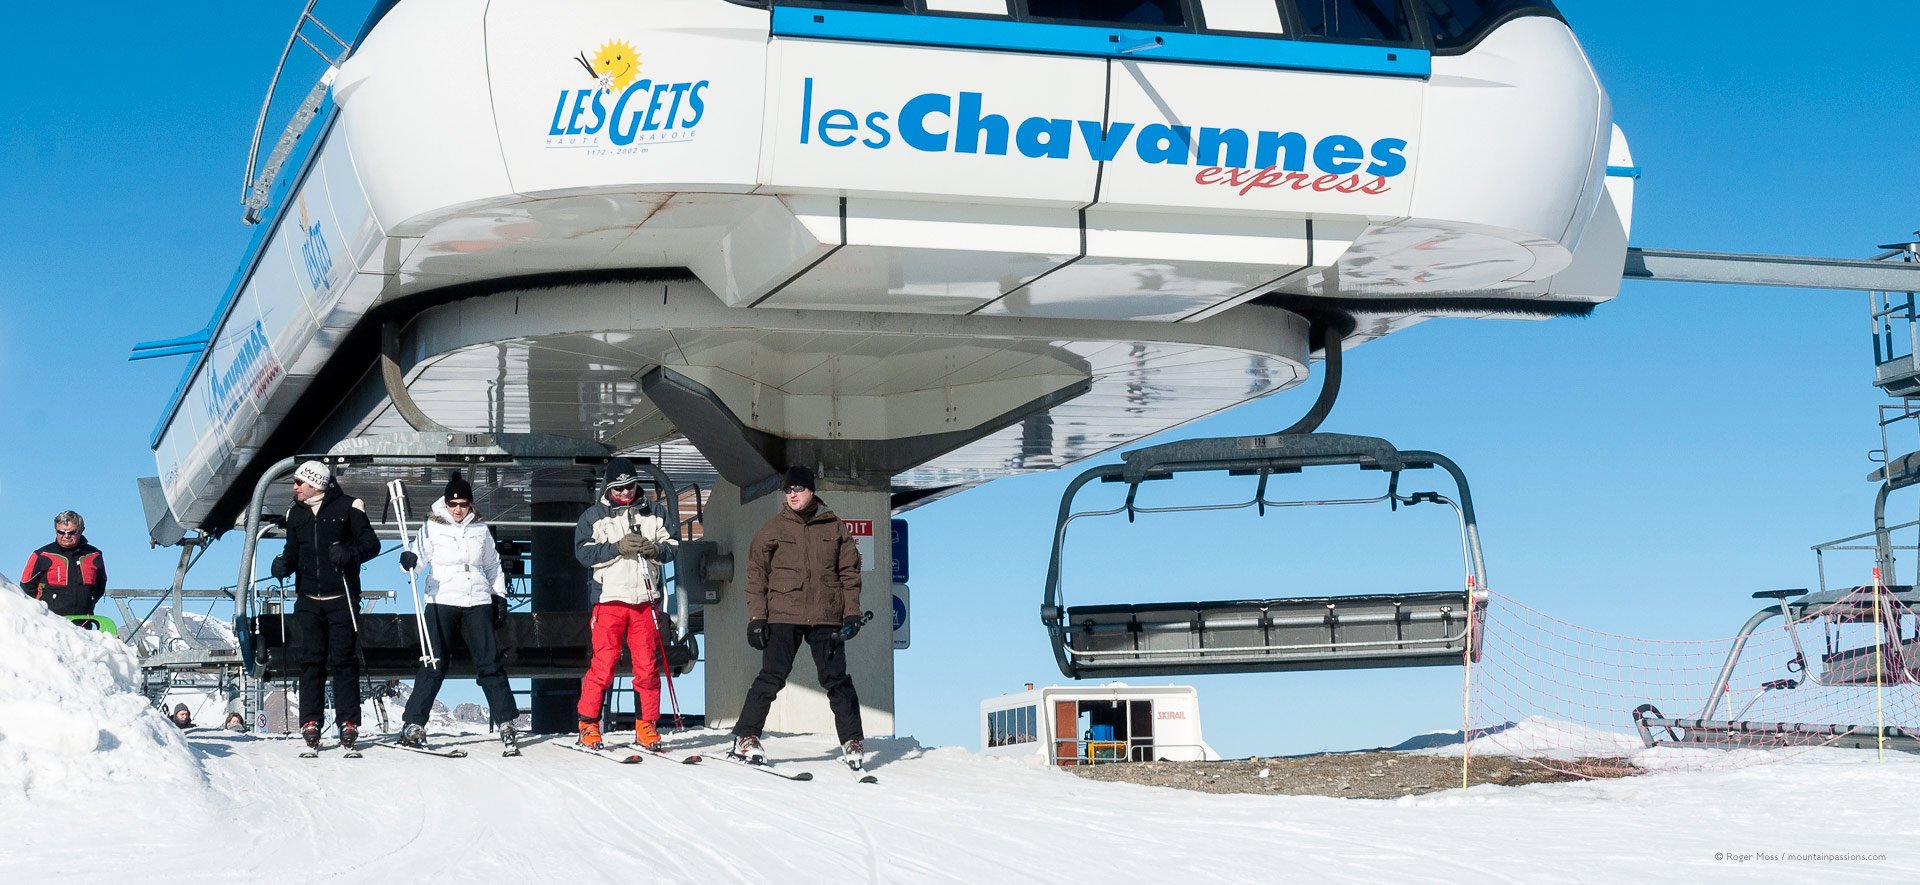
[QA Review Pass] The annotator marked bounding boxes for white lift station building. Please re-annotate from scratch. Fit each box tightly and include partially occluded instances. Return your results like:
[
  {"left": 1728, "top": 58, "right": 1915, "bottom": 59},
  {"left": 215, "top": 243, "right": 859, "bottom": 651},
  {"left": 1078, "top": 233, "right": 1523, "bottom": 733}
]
[
  {"left": 982, "top": 683, "right": 1217, "bottom": 764},
  {"left": 138, "top": 0, "right": 1631, "bottom": 736}
]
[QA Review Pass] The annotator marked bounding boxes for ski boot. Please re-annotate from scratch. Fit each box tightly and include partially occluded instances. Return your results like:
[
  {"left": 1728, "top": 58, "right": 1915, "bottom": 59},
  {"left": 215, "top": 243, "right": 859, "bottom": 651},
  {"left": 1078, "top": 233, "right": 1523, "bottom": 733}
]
[
  {"left": 339, "top": 723, "right": 360, "bottom": 754},
  {"left": 398, "top": 723, "right": 428, "bottom": 749},
  {"left": 499, "top": 722, "right": 522, "bottom": 757},
  {"left": 634, "top": 720, "right": 663, "bottom": 752},
  {"left": 730, "top": 734, "right": 767, "bottom": 764},
  {"left": 839, "top": 738, "right": 866, "bottom": 771},
  {"left": 577, "top": 719, "right": 605, "bottom": 750},
  {"left": 301, "top": 720, "right": 322, "bottom": 750}
]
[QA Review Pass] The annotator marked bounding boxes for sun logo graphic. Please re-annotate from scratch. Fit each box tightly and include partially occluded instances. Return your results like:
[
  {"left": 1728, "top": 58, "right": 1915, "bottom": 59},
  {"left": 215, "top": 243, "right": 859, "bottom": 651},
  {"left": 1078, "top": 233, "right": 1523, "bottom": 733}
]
[{"left": 575, "top": 40, "right": 641, "bottom": 96}]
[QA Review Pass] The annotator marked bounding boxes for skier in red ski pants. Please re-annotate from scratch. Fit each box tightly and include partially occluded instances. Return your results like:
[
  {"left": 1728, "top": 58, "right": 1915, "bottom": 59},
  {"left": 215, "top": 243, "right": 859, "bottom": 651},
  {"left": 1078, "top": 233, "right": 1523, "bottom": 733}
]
[
  {"left": 571, "top": 458, "right": 676, "bottom": 750},
  {"left": 578, "top": 600, "right": 661, "bottom": 735}
]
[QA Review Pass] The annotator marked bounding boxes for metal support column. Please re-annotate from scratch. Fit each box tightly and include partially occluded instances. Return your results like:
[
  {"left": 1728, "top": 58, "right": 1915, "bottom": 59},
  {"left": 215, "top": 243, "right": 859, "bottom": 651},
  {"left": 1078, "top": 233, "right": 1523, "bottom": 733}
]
[{"left": 529, "top": 490, "right": 593, "bottom": 733}]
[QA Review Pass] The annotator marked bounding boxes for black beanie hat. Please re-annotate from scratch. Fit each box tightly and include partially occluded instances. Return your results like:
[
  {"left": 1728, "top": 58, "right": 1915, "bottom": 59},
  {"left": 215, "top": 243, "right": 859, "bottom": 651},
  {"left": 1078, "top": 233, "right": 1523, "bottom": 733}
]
[
  {"left": 444, "top": 471, "right": 473, "bottom": 502},
  {"left": 784, "top": 465, "right": 816, "bottom": 492},
  {"left": 604, "top": 457, "right": 641, "bottom": 489}
]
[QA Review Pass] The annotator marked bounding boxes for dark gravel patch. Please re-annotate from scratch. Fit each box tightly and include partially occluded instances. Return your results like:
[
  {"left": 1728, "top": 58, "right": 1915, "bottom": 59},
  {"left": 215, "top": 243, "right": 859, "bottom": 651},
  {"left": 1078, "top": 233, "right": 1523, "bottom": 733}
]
[{"left": 1066, "top": 752, "right": 1637, "bottom": 799}]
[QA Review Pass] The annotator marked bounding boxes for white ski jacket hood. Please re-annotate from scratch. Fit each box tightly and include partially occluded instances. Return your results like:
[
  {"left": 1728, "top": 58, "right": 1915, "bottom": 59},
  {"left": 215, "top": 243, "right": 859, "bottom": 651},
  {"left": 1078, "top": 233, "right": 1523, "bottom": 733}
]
[{"left": 409, "top": 497, "right": 506, "bottom": 608}]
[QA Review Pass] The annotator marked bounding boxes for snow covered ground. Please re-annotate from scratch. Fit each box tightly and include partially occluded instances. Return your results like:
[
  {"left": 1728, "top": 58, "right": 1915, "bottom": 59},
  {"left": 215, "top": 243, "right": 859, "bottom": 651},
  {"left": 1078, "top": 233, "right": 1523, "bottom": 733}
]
[
  {"left": 5, "top": 582, "right": 1919, "bottom": 883},
  {"left": 6, "top": 728, "right": 1916, "bottom": 883}
]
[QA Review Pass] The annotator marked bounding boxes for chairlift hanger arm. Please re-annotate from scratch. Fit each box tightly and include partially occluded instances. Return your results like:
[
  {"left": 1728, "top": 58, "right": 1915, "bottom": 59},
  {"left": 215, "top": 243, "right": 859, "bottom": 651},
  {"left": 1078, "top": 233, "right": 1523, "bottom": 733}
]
[{"left": 1276, "top": 317, "right": 1348, "bottom": 436}]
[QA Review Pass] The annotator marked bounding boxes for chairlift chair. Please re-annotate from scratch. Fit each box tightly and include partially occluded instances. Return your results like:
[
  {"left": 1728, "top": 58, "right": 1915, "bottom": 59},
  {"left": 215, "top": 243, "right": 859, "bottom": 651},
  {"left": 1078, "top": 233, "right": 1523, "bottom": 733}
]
[
  {"left": 231, "top": 432, "right": 708, "bottom": 728},
  {"left": 1040, "top": 432, "right": 1489, "bottom": 678},
  {"left": 1632, "top": 442, "right": 1920, "bottom": 753},
  {"left": 1630, "top": 585, "right": 1920, "bottom": 752}
]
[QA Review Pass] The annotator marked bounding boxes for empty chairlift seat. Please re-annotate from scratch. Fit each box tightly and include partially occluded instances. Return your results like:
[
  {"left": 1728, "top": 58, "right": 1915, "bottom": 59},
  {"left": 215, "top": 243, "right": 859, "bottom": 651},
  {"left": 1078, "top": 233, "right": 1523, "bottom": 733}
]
[
  {"left": 1042, "top": 433, "right": 1488, "bottom": 678},
  {"left": 1064, "top": 591, "right": 1477, "bottom": 676}
]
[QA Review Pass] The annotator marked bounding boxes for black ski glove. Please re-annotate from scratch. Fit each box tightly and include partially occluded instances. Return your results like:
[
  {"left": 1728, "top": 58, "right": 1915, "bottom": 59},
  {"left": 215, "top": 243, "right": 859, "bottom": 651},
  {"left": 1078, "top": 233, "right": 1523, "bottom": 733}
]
[
  {"left": 328, "top": 542, "right": 358, "bottom": 569},
  {"left": 270, "top": 555, "right": 292, "bottom": 580},
  {"left": 492, "top": 595, "right": 508, "bottom": 629},
  {"left": 840, "top": 614, "right": 863, "bottom": 640},
  {"left": 399, "top": 550, "right": 419, "bottom": 571},
  {"left": 747, "top": 619, "right": 769, "bottom": 651}
]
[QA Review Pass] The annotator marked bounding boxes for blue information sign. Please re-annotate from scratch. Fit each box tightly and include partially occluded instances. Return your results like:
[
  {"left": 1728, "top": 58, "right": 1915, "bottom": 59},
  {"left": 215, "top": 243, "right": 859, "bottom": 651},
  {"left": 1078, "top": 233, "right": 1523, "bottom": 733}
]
[{"left": 890, "top": 518, "right": 908, "bottom": 583}]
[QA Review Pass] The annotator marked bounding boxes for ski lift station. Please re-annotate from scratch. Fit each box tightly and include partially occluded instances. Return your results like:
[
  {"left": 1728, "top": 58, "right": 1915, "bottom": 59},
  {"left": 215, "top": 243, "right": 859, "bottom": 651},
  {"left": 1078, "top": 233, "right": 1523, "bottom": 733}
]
[
  {"left": 162, "top": 0, "right": 1920, "bottom": 743},
  {"left": 982, "top": 683, "right": 1219, "bottom": 764}
]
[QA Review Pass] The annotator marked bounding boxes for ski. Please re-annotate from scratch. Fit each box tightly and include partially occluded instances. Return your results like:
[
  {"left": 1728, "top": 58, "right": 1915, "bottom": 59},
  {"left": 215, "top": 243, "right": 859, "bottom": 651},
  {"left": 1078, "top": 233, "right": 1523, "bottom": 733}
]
[
  {"left": 840, "top": 757, "right": 879, "bottom": 784},
  {"left": 710, "top": 751, "right": 812, "bottom": 780},
  {"left": 298, "top": 743, "right": 328, "bottom": 758},
  {"left": 343, "top": 745, "right": 363, "bottom": 759},
  {"left": 375, "top": 740, "right": 467, "bottom": 758},
  {"left": 565, "top": 742, "right": 643, "bottom": 764},
  {"left": 626, "top": 743, "right": 701, "bottom": 765}
]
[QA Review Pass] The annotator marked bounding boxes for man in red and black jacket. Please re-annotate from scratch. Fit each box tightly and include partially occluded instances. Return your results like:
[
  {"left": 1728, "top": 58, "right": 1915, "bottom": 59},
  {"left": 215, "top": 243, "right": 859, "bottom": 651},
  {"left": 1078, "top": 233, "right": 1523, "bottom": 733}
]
[{"left": 19, "top": 510, "right": 106, "bottom": 618}]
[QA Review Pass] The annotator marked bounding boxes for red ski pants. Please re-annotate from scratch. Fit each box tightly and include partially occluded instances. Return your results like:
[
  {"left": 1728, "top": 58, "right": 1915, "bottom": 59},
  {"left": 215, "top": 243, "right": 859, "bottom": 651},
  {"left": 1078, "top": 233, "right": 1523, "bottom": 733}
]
[{"left": 577, "top": 601, "right": 661, "bottom": 722}]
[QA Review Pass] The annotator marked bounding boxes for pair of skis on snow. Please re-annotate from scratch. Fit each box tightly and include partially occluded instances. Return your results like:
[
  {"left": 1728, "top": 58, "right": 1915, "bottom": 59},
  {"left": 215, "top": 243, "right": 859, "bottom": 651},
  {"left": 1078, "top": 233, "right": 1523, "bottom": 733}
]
[
  {"left": 564, "top": 740, "right": 875, "bottom": 783},
  {"left": 299, "top": 735, "right": 518, "bottom": 759},
  {"left": 713, "top": 749, "right": 878, "bottom": 784},
  {"left": 377, "top": 729, "right": 524, "bottom": 758},
  {"left": 564, "top": 741, "right": 702, "bottom": 766},
  {"left": 300, "top": 740, "right": 469, "bottom": 759},
  {"left": 299, "top": 742, "right": 362, "bottom": 759}
]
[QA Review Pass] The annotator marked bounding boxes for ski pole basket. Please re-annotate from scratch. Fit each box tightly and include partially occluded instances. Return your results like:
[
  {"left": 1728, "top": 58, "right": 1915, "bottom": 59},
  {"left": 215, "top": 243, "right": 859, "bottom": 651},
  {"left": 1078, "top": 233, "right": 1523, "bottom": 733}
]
[{"left": 1040, "top": 433, "right": 1488, "bottom": 678}]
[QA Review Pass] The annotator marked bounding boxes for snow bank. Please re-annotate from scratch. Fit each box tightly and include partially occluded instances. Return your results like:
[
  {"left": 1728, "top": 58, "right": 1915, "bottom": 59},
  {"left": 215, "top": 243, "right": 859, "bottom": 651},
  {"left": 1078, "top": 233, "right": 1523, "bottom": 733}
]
[
  {"left": 1407, "top": 715, "right": 1643, "bottom": 760},
  {"left": 0, "top": 579, "right": 203, "bottom": 801}
]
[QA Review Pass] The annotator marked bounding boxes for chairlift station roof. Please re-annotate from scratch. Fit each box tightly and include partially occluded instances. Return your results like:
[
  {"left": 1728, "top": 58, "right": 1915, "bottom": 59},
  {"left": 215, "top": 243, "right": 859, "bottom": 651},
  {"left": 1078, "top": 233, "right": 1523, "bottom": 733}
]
[{"left": 144, "top": 1, "right": 1631, "bottom": 530}]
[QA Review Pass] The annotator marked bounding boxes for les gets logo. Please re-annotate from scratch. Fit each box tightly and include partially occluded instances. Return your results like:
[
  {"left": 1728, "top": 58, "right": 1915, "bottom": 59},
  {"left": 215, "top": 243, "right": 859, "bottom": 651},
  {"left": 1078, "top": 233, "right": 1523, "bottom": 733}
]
[{"left": 547, "top": 38, "right": 709, "bottom": 149}]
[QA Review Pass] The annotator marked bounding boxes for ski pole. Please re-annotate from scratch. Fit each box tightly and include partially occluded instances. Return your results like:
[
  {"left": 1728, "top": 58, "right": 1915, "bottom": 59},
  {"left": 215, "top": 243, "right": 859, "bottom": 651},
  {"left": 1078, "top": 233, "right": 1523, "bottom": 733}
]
[
  {"left": 651, "top": 600, "right": 685, "bottom": 732},
  {"left": 388, "top": 479, "right": 438, "bottom": 668}
]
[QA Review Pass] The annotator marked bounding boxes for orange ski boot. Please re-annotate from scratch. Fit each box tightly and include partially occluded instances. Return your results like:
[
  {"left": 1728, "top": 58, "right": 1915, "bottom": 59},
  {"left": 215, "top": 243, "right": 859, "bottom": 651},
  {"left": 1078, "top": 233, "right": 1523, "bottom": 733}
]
[
  {"left": 577, "top": 719, "right": 605, "bottom": 750},
  {"left": 635, "top": 720, "right": 662, "bottom": 752}
]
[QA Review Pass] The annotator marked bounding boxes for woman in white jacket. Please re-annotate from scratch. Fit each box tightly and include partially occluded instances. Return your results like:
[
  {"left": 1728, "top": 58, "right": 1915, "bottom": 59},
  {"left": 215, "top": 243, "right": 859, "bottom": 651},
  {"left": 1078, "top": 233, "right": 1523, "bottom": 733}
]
[{"left": 397, "top": 473, "right": 520, "bottom": 750}]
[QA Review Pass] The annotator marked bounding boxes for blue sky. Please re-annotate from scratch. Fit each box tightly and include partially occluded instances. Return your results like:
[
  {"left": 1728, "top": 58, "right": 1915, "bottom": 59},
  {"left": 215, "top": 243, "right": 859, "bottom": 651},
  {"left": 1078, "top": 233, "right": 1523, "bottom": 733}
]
[{"left": 2, "top": 2, "right": 1917, "bottom": 758}]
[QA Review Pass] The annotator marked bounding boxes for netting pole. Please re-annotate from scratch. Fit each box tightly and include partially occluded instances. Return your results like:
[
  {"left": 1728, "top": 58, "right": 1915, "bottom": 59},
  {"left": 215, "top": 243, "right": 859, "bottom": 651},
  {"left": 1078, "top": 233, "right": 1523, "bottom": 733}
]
[
  {"left": 1874, "top": 567, "right": 1887, "bottom": 761},
  {"left": 1460, "top": 576, "right": 1477, "bottom": 791}
]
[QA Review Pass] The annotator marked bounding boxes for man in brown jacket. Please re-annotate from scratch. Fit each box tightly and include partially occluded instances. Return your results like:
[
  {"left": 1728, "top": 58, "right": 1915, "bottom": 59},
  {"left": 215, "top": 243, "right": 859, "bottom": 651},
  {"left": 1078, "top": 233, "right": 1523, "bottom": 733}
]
[{"left": 730, "top": 465, "right": 867, "bottom": 766}]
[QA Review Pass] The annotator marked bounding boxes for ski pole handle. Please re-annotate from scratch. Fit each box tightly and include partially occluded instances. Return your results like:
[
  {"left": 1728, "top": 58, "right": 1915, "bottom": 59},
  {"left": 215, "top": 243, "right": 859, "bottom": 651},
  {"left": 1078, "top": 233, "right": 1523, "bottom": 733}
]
[{"left": 835, "top": 610, "right": 875, "bottom": 640}]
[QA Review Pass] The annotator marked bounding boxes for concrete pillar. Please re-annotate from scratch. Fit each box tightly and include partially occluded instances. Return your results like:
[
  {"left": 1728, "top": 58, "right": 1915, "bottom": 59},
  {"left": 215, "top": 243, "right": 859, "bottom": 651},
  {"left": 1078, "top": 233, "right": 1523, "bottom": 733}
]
[
  {"left": 704, "top": 478, "right": 895, "bottom": 738},
  {"left": 529, "top": 480, "right": 594, "bottom": 733}
]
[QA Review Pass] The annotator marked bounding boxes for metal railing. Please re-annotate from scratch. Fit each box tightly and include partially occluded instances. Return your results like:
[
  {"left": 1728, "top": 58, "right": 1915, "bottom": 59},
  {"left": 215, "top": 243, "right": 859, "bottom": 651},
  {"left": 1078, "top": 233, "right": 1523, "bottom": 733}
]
[{"left": 241, "top": 1, "right": 352, "bottom": 223}]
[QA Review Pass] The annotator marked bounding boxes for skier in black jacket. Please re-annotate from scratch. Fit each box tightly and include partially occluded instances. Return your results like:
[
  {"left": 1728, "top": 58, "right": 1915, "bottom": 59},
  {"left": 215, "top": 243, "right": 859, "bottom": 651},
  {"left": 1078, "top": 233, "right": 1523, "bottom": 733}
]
[{"left": 270, "top": 461, "right": 381, "bottom": 751}]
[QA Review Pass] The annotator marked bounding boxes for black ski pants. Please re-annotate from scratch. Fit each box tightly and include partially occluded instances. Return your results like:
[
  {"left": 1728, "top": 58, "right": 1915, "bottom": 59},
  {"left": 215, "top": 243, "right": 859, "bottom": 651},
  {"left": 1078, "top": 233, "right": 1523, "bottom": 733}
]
[
  {"left": 294, "top": 594, "right": 361, "bottom": 727},
  {"left": 403, "top": 602, "right": 519, "bottom": 727},
  {"left": 733, "top": 623, "right": 863, "bottom": 745}
]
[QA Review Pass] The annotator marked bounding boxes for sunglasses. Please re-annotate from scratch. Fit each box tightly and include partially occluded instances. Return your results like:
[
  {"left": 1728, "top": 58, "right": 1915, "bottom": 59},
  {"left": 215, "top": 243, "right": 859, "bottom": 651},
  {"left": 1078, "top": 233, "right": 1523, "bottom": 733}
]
[
  {"left": 447, "top": 500, "right": 472, "bottom": 508},
  {"left": 784, "top": 486, "right": 811, "bottom": 494},
  {"left": 55, "top": 529, "right": 80, "bottom": 537}
]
